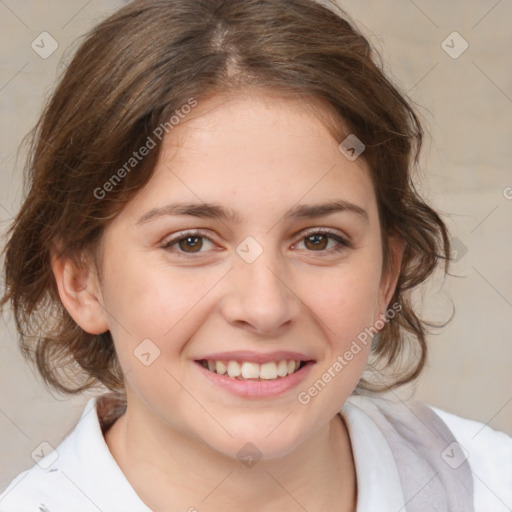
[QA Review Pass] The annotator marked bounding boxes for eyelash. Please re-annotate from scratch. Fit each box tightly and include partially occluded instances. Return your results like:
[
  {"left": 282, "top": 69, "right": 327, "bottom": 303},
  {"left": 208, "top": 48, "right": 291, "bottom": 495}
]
[{"left": 160, "top": 228, "right": 350, "bottom": 256}]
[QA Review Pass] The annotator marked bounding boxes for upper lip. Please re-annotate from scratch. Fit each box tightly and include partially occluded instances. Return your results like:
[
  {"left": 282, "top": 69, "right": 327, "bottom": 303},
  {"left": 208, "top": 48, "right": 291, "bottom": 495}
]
[{"left": 194, "top": 350, "right": 315, "bottom": 364}]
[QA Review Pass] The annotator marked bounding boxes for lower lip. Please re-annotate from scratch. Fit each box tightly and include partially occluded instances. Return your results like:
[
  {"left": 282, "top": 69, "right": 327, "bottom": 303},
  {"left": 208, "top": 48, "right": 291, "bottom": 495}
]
[{"left": 195, "top": 361, "right": 315, "bottom": 399}]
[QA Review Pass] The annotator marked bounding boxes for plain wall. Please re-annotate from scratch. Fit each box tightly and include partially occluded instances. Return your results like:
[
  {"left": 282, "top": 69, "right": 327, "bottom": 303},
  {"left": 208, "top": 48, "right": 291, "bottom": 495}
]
[{"left": 1, "top": 0, "right": 511, "bottom": 491}]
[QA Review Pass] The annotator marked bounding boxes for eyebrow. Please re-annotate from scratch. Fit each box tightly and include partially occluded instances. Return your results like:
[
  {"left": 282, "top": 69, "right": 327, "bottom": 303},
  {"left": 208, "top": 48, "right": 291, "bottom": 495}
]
[{"left": 136, "top": 199, "right": 368, "bottom": 225}]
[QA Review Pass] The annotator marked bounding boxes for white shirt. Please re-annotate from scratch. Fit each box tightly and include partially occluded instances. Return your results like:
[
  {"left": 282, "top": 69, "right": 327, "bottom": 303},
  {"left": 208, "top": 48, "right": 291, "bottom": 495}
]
[{"left": 1, "top": 395, "right": 511, "bottom": 511}]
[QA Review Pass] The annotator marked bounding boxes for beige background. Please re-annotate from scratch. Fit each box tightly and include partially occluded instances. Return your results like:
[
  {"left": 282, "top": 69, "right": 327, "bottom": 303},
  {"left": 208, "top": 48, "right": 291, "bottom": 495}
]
[{"left": 1, "top": 0, "right": 511, "bottom": 491}]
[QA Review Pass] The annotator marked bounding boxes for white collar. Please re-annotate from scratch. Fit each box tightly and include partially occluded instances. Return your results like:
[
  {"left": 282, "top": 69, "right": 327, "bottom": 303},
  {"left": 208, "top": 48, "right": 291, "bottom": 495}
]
[
  {"left": 340, "top": 398, "right": 406, "bottom": 512},
  {"left": 55, "top": 396, "right": 152, "bottom": 511},
  {"left": 50, "top": 395, "right": 406, "bottom": 511}
]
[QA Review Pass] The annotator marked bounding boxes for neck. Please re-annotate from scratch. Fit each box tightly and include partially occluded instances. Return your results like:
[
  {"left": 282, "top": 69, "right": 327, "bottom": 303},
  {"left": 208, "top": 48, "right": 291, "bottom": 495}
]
[{"left": 104, "top": 394, "right": 357, "bottom": 512}]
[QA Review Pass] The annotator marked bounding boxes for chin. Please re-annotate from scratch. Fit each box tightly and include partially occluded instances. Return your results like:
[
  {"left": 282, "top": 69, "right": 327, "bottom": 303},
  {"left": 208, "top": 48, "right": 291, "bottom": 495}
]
[{"left": 202, "top": 420, "right": 308, "bottom": 464}]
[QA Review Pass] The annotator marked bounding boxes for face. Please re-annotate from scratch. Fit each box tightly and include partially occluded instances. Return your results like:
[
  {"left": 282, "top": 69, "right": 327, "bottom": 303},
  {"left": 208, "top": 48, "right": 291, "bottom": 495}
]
[{"left": 87, "top": 92, "right": 398, "bottom": 460}]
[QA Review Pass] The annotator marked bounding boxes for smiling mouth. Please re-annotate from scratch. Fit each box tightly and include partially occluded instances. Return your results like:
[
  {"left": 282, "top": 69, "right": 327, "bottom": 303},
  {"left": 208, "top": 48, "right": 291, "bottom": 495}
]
[{"left": 197, "top": 359, "right": 309, "bottom": 380}]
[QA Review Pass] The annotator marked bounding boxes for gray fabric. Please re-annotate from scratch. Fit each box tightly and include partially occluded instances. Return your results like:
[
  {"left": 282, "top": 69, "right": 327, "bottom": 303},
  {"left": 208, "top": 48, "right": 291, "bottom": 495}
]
[{"left": 349, "top": 394, "right": 475, "bottom": 511}]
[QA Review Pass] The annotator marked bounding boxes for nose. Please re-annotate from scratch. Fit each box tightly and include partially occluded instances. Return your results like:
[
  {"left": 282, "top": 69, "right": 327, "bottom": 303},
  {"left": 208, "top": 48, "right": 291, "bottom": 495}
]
[{"left": 219, "top": 244, "right": 302, "bottom": 336}]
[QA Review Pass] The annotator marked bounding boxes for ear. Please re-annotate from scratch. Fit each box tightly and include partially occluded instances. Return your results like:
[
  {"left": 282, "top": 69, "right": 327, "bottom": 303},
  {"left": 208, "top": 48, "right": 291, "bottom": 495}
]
[
  {"left": 375, "top": 234, "right": 404, "bottom": 320},
  {"left": 51, "top": 250, "right": 109, "bottom": 335}
]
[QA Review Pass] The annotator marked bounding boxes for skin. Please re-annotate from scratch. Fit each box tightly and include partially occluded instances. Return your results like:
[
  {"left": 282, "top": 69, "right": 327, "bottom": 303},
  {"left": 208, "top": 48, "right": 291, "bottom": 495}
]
[{"left": 53, "top": 91, "right": 402, "bottom": 512}]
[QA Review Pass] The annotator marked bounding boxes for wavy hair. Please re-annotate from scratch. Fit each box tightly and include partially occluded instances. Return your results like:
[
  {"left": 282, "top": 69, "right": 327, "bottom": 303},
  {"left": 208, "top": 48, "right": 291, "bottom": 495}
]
[{"left": 1, "top": 0, "right": 450, "bottom": 395}]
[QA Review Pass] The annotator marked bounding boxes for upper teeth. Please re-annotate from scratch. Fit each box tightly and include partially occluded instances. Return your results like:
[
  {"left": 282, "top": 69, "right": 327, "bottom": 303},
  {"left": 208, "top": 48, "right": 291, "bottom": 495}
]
[{"left": 205, "top": 360, "right": 301, "bottom": 380}]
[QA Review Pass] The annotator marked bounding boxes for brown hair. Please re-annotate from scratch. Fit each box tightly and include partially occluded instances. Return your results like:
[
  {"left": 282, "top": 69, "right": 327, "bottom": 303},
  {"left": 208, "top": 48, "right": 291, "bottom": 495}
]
[{"left": 1, "top": 0, "right": 450, "bottom": 396}]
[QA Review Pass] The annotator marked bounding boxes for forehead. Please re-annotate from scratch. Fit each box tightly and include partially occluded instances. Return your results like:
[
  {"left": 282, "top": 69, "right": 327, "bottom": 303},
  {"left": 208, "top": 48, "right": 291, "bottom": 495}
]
[{"left": 121, "top": 91, "right": 378, "bottom": 224}]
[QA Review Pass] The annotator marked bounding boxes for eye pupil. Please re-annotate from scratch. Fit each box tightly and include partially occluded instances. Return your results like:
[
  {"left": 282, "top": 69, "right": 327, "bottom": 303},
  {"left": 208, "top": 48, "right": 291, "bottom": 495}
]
[
  {"left": 179, "top": 236, "right": 203, "bottom": 252},
  {"left": 305, "top": 234, "right": 327, "bottom": 250}
]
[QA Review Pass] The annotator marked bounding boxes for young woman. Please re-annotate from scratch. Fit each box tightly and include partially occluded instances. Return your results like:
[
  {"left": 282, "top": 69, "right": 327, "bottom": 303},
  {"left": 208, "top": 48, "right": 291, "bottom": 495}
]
[{"left": 1, "top": 1, "right": 510, "bottom": 510}]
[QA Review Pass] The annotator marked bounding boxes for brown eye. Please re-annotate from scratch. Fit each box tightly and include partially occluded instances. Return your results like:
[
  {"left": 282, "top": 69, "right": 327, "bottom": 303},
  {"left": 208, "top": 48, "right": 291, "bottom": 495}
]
[
  {"left": 162, "top": 230, "right": 215, "bottom": 255},
  {"left": 178, "top": 235, "right": 203, "bottom": 252},
  {"left": 304, "top": 233, "right": 328, "bottom": 250},
  {"left": 295, "top": 229, "right": 350, "bottom": 254}
]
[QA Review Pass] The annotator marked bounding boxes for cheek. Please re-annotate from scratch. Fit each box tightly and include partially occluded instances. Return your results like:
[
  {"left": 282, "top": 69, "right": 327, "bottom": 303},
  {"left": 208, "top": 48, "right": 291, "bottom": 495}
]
[
  {"left": 100, "top": 258, "right": 211, "bottom": 408},
  {"left": 295, "top": 265, "right": 380, "bottom": 417},
  {"left": 99, "top": 248, "right": 230, "bottom": 371},
  {"left": 301, "top": 260, "right": 383, "bottom": 342},
  {"left": 101, "top": 248, "right": 206, "bottom": 329}
]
